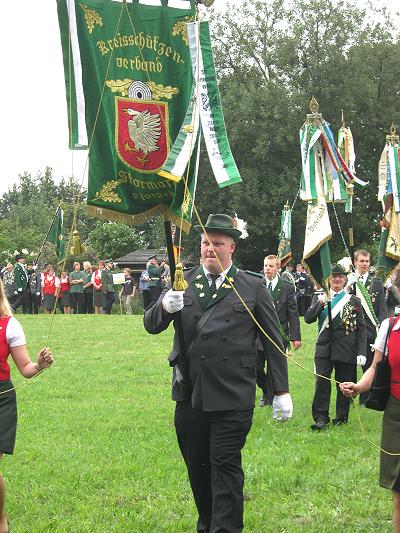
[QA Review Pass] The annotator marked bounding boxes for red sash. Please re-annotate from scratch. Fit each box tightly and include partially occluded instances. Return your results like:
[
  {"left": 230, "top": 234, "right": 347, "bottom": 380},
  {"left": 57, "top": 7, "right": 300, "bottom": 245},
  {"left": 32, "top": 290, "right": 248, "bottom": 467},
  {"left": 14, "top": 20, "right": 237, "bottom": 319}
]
[
  {"left": 387, "top": 317, "right": 400, "bottom": 400},
  {"left": 0, "top": 316, "right": 12, "bottom": 381}
]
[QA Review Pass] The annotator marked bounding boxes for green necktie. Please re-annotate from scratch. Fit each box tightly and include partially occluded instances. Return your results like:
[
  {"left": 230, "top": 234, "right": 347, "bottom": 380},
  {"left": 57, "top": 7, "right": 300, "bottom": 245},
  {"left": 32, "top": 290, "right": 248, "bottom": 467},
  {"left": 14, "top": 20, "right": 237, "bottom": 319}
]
[
  {"left": 210, "top": 273, "right": 219, "bottom": 294},
  {"left": 268, "top": 282, "right": 272, "bottom": 292}
]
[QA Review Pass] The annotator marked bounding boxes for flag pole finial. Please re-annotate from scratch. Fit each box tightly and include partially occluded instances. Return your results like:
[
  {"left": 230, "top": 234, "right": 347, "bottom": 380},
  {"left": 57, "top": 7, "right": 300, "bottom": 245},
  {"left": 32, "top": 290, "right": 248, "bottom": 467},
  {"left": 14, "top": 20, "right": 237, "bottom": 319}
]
[
  {"left": 387, "top": 123, "right": 399, "bottom": 145},
  {"left": 341, "top": 109, "right": 345, "bottom": 128},
  {"left": 305, "top": 96, "right": 322, "bottom": 126},
  {"left": 309, "top": 96, "right": 319, "bottom": 114}
]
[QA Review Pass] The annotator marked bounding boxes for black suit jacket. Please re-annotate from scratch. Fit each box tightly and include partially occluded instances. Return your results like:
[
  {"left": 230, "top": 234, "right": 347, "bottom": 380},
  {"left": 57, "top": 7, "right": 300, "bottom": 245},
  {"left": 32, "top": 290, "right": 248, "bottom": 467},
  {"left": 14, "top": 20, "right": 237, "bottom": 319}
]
[
  {"left": 357, "top": 276, "right": 387, "bottom": 340},
  {"left": 256, "top": 277, "right": 301, "bottom": 351},
  {"left": 144, "top": 266, "right": 289, "bottom": 412},
  {"left": 304, "top": 294, "right": 367, "bottom": 363}
]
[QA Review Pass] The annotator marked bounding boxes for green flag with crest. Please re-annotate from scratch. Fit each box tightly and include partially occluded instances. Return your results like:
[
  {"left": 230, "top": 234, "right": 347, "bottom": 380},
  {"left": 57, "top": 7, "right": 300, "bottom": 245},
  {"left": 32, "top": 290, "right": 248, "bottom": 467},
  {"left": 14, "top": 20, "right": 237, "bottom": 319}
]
[{"left": 57, "top": 0, "right": 198, "bottom": 231}]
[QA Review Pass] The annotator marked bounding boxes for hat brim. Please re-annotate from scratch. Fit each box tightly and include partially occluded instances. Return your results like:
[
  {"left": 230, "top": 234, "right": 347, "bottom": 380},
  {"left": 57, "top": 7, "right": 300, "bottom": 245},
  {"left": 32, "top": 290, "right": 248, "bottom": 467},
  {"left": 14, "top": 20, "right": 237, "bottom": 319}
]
[{"left": 193, "top": 225, "right": 242, "bottom": 239}]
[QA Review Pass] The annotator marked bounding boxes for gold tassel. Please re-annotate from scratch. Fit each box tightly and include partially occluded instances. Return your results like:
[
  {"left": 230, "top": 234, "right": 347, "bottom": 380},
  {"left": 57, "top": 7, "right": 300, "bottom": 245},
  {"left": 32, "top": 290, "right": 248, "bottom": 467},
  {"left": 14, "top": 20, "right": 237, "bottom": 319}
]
[
  {"left": 173, "top": 263, "right": 188, "bottom": 291},
  {"left": 70, "top": 230, "right": 85, "bottom": 256}
]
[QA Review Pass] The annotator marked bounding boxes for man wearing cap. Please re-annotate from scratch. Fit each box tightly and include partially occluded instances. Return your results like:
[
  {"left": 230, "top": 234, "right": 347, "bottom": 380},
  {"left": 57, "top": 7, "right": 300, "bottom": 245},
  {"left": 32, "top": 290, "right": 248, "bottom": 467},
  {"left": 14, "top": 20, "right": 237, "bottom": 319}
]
[
  {"left": 347, "top": 249, "right": 387, "bottom": 405},
  {"left": 13, "top": 254, "right": 29, "bottom": 313},
  {"left": 27, "top": 261, "right": 41, "bottom": 314},
  {"left": 147, "top": 255, "right": 166, "bottom": 309},
  {"left": 305, "top": 263, "right": 367, "bottom": 430},
  {"left": 101, "top": 260, "right": 116, "bottom": 315},
  {"left": 257, "top": 255, "right": 301, "bottom": 407},
  {"left": 144, "top": 214, "right": 292, "bottom": 533}
]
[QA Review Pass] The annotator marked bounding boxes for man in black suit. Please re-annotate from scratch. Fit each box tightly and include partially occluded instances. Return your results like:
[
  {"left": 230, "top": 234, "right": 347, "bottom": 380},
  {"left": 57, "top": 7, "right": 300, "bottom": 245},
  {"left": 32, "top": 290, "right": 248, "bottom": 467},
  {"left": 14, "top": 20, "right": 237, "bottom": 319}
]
[
  {"left": 347, "top": 249, "right": 388, "bottom": 405},
  {"left": 144, "top": 214, "right": 292, "bottom": 533},
  {"left": 305, "top": 263, "right": 367, "bottom": 430},
  {"left": 13, "top": 254, "right": 29, "bottom": 313},
  {"left": 257, "top": 255, "right": 301, "bottom": 407},
  {"left": 294, "top": 264, "right": 314, "bottom": 316}
]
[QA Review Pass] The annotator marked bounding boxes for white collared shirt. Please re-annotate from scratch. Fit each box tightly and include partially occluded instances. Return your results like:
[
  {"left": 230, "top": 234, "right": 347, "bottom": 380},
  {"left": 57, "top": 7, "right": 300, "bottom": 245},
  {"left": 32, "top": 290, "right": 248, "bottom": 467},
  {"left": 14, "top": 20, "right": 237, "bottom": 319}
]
[
  {"left": 356, "top": 272, "right": 368, "bottom": 285},
  {"left": 374, "top": 317, "right": 400, "bottom": 353},
  {"left": 203, "top": 263, "right": 233, "bottom": 290},
  {"left": 265, "top": 275, "right": 279, "bottom": 291}
]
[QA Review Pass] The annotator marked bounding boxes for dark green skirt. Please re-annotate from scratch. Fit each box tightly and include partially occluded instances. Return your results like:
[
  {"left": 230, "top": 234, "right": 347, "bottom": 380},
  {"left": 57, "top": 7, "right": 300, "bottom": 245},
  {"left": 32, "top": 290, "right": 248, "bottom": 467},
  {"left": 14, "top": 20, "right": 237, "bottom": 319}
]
[
  {"left": 0, "top": 380, "right": 17, "bottom": 455},
  {"left": 380, "top": 395, "right": 400, "bottom": 492}
]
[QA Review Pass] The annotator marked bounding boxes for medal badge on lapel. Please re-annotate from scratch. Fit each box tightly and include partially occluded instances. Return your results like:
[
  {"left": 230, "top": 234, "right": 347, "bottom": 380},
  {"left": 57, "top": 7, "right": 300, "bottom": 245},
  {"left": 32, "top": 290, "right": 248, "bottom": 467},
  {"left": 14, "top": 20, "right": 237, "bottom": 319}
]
[{"left": 116, "top": 95, "right": 170, "bottom": 173}]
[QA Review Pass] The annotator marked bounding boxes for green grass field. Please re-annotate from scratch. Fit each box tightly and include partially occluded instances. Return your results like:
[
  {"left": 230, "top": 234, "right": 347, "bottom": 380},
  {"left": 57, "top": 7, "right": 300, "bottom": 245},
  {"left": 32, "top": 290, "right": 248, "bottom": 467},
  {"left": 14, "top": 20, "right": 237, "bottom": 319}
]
[{"left": 2, "top": 315, "right": 393, "bottom": 532}]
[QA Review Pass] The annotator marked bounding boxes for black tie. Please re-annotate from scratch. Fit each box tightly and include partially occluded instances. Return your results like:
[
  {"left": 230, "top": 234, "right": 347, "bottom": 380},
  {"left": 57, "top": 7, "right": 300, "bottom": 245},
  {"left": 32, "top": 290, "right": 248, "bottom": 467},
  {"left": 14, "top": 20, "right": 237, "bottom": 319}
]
[{"left": 209, "top": 273, "right": 219, "bottom": 294}]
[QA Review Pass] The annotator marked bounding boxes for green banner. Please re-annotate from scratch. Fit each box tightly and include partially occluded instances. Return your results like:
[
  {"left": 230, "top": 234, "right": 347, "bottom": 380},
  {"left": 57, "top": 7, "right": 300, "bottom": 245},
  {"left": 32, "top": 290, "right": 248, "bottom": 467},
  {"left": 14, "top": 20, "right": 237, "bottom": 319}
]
[
  {"left": 57, "top": 0, "right": 198, "bottom": 231},
  {"left": 277, "top": 205, "right": 292, "bottom": 267},
  {"left": 47, "top": 207, "right": 65, "bottom": 261}
]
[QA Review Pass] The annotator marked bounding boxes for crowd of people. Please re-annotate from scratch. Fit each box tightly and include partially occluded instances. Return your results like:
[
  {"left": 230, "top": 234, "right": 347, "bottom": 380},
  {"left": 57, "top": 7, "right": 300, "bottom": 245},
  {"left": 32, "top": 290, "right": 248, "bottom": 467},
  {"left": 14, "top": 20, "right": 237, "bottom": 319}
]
[{"left": 0, "top": 255, "right": 138, "bottom": 316}]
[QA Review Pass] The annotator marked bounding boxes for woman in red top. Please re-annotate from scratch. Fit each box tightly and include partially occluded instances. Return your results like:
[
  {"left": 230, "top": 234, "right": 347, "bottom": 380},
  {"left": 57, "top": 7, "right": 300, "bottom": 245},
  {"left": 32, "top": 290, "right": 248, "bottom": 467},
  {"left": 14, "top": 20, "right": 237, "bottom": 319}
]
[
  {"left": 91, "top": 261, "right": 104, "bottom": 315},
  {"left": 59, "top": 271, "right": 71, "bottom": 314},
  {"left": 0, "top": 279, "right": 53, "bottom": 533},
  {"left": 41, "top": 265, "right": 60, "bottom": 315},
  {"left": 341, "top": 316, "right": 400, "bottom": 533}
]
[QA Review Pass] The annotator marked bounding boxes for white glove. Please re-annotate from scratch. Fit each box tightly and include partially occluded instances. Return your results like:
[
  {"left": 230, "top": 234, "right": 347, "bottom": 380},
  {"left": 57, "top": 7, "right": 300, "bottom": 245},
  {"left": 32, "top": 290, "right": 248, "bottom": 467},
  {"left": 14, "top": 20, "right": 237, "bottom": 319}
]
[
  {"left": 384, "top": 278, "right": 393, "bottom": 289},
  {"left": 357, "top": 355, "right": 366, "bottom": 366},
  {"left": 272, "top": 393, "right": 293, "bottom": 421},
  {"left": 318, "top": 293, "right": 329, "bottom": 305},
  {"left": 17, "top": 288, "right": 22, "bottom": 292},
  {"left": 347, "top": 272, "right": 357, "bottom": 287},
  {"left": 162, "top": 289, "right": 184, "bottom": 314}
]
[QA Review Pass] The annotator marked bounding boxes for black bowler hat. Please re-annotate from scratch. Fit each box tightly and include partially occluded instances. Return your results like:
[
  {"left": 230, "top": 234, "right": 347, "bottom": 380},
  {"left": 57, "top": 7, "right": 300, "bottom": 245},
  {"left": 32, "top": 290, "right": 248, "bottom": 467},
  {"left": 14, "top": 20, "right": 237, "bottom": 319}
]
[
  {"left": 331, "top": 263, "right": 347, "bottom": 275},
  {"left": 194, "top": 214, "right": 242, "bottom": 239}
]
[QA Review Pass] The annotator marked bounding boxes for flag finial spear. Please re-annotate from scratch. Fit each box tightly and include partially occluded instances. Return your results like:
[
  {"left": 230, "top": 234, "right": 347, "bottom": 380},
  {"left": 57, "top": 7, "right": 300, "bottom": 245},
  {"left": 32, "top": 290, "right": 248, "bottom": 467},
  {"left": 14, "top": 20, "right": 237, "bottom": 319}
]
[
  {"left": 309, "top": 96, "right": 319, "bottom": 114},
  {"left": 341, "top": 109, "right": 345, "bottom": 128},
  {"left": 305, "top": 96, "right": 322, "bottom": 126},
  {"left": 387, "top": 123, "right": 399, "bottom": 145}
]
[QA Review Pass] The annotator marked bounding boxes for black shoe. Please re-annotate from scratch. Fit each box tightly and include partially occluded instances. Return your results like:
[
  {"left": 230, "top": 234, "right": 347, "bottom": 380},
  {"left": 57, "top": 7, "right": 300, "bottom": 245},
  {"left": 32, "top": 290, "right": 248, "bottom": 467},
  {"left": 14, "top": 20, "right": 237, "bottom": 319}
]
[
  {"left": 259, "top": 394, "right": 272, "bottom": 407},
  {"left": 310, "top": 420, "right": 328, "bottom": 431},
  {"left": 332, "top": 418, "right": 348, "bottom": 426}
]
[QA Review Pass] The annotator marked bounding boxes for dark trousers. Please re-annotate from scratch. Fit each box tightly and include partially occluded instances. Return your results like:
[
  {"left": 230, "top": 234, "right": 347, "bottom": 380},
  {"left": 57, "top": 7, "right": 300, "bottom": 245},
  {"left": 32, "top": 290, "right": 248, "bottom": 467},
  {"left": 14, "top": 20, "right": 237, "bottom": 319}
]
[
  {"left": 256, "top": 344, "right": 288, "bottom": 404},
  {"left": 101, "top": 292, "right": 116, "bottom": 315},
  {"left": 27, "top": 291, "right": 40, "bottom": 314},
  {"left": 13, "top": 289, "right": 28, "bottom": 313},
  {"left": 360, "top": 335, "right": 375, "bottom": 405},
  {"left": 82, "top": 291, "right": 94, "bottom": 314},
  {"left": 174, "top": 402, "right": 253, "bottom": 533},
  {"left": 142, "top": 289, "right": 152, "bottom": 310},
  {"left": 312, "top": 357, "right": 357, "bottom": 423},
  {"left": 147, "top": 286, "right": 162, "bottom": 310},
  {"left": 70, "top": 293, "right": 84, "bottom": 314}
]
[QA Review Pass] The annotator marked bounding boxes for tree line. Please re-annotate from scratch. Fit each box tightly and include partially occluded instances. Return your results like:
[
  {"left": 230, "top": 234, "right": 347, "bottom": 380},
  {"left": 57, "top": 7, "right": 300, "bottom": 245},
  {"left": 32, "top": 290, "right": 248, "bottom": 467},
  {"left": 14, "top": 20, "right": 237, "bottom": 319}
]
[{"left": 1, "top": 0, "right": 399, "bottom": 272}]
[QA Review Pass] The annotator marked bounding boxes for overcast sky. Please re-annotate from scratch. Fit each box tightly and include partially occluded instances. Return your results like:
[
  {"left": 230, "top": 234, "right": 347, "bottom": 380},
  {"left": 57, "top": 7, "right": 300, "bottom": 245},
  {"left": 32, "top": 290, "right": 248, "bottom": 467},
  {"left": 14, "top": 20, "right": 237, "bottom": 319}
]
[{"left": 0, "top": 0, "right": 397, "bottom": 195}]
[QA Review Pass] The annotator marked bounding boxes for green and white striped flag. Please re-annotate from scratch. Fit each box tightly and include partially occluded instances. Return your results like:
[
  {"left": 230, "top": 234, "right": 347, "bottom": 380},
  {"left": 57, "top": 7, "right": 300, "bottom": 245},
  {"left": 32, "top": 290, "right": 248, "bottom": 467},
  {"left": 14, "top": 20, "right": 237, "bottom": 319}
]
[
  {"left": 277, "top": 204, "right": 292, "bottom": 267},
  {"left": 300, "top": 123, "right": 323, "bottom": 201},
  {"left": 187, "top": 21, "right": 242, "bottom": 188},
  {"left": 302, "top": 198, "right": 332, "bottom": 289}
]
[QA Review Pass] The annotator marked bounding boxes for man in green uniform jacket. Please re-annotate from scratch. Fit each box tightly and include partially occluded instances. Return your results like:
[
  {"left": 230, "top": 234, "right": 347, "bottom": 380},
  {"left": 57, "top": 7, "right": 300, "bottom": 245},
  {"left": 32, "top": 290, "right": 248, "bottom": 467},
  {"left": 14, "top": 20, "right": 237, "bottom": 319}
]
[
  {"left": 101, "top": 259, "right": 116, "bottom": 315},
  {"left": 146, "top": 255, "right": 166, "bottom": 310}
]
